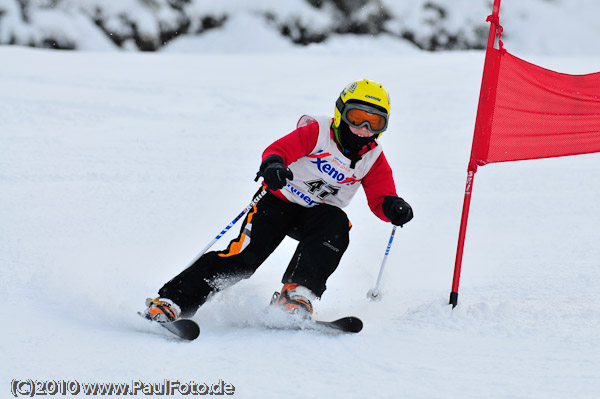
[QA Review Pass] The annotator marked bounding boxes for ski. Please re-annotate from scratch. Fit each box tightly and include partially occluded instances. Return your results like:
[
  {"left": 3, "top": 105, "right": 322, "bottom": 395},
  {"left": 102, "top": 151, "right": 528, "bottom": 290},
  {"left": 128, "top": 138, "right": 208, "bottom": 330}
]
[
  {"left": 264, "top": 315, "right": 363, "bottom": 334},
  {"left": 138, "top": 313, "right": 200, "bottom": 341}
]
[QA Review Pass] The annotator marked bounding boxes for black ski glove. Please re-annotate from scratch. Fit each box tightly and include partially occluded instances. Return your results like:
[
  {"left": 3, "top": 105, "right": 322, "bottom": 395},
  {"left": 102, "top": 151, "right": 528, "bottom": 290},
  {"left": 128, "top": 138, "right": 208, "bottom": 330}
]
[
  {"left": 255, "top": 155, "right": 293, "bottom": 191},
  {"left": 382, "top": 196, "right": 414, "bottom": 227}
]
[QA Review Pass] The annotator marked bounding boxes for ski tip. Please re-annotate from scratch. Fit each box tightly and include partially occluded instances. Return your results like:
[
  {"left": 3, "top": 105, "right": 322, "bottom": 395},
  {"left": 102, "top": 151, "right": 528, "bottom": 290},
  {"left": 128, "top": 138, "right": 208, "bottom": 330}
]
[
  {"left": 340, "top": 316, "right": 363, "bottom": 333},
  {"left": 318, "top": 316, "right": 363, "bottom": 333},
  {"left": 138, "top": 312, "right": 200, "bottom": 341},
  {"left": 164, "top": 319, "right": 200, "bottom": 341}
]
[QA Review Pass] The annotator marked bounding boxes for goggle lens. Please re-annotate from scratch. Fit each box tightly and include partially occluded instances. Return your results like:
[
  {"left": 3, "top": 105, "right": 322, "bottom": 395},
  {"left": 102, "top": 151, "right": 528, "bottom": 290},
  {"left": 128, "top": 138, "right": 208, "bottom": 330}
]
[{"left": 345, "top": 108, "right": 387, "bottom": 131}]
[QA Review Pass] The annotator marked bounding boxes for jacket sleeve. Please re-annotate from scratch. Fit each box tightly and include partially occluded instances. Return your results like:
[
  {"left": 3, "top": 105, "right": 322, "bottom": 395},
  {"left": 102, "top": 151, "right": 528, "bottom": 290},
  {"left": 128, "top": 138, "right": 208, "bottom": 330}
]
[
  {"left": 361, "top": 151, "right": 398, "bottom": 222},
  {"left": 262, "top": 122, "right": 320, "bottom": 165}
]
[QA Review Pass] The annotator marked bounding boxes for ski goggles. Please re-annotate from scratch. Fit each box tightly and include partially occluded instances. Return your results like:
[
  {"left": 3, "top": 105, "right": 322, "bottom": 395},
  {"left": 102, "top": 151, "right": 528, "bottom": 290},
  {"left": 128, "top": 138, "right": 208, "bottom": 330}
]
[{"left": 341, "top": 103, "right": 389, "bottom": 135}]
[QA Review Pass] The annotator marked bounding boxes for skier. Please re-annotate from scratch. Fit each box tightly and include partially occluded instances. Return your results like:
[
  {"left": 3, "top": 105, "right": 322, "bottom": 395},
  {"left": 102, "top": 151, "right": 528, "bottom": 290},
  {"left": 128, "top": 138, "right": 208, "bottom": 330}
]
[{"left": 144, "top": 79, "right": 414, "bottom": 322}]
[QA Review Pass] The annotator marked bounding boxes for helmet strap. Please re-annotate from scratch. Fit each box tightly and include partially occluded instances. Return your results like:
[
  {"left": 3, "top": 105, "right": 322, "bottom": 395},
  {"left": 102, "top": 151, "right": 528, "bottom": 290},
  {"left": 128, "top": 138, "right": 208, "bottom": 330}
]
[
  {"left": 335, "top": 97, "right": 344, "bottom": 113},
  {"left": 349, "top": 152, "right": 361, "bottom": 169}
]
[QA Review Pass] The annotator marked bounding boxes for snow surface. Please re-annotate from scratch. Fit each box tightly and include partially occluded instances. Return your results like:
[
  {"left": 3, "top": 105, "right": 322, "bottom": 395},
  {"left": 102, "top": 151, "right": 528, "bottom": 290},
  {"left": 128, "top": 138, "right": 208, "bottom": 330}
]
[{"left": 2, "top": 32, "right": 600, "bottom": 399}]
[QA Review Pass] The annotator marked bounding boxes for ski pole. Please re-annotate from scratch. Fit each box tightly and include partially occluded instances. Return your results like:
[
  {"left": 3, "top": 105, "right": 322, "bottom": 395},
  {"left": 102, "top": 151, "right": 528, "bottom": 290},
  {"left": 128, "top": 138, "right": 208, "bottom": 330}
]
[
  {"left": 367, "top": 225, "right": 397, "bottom": 301},
  {"left": 183, "top": 188, "right": 268, "bottom": 269}
]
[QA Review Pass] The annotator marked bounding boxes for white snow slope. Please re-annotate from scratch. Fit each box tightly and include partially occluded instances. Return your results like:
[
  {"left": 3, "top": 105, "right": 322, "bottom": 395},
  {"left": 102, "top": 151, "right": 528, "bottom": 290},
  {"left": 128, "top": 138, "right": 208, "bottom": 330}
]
[{"left": 1, "top": 44, "right": 599, "bottom": 398}]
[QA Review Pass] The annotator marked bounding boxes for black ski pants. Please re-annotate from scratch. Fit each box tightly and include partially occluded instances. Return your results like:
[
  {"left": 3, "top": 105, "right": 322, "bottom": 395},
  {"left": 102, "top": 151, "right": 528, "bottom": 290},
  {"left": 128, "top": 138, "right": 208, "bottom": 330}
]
[{"left": 158, "top": 190, "right": 351, "bottom": 316}]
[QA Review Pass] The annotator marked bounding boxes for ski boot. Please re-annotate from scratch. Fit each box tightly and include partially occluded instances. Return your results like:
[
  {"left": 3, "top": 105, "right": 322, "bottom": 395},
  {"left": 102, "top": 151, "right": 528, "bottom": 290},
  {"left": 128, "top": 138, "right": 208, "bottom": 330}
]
[
  {"left": 270, "top": 283, "right": 315, "bottom": 318},
  {"left": 144, "top": 297, "right": 181, "bottom": 323}
]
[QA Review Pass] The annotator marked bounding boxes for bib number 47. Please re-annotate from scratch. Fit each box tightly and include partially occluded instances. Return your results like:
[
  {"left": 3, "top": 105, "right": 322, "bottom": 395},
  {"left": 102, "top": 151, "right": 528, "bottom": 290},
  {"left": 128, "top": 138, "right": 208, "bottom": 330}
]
[{"left": 304, "top": 179, "right": 340, "bottom": 199}]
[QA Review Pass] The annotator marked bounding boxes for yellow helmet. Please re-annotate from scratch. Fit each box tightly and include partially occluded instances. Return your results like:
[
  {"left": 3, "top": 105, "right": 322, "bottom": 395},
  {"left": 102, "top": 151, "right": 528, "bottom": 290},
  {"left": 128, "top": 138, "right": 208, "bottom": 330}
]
[{"left": 334, "top": 79, "right": 391, "bottom": 136}]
